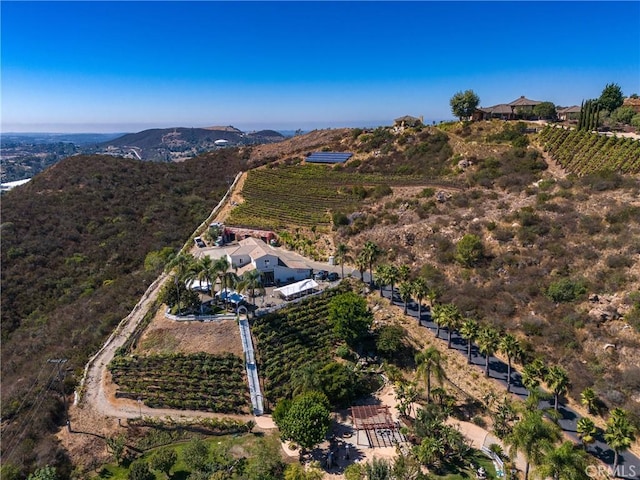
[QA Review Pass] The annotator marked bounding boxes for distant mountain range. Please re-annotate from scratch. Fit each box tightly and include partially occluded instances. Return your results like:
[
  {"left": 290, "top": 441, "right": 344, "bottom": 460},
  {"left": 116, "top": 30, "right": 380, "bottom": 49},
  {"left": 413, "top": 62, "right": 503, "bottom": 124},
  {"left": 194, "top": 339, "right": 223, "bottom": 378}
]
[
  {"left": 99, "top": 126, "right": 286, "bottom": 161},
  {"left": 1, "top": 126, "right": 287, "bottom": 182}
]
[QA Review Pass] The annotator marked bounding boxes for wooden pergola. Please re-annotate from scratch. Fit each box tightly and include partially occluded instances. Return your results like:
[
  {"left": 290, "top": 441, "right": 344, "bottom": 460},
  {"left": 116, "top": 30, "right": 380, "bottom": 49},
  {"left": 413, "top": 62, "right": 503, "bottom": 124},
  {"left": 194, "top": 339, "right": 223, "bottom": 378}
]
[{"left": 350, "top": 405, "right": 404, "bottom": 447}]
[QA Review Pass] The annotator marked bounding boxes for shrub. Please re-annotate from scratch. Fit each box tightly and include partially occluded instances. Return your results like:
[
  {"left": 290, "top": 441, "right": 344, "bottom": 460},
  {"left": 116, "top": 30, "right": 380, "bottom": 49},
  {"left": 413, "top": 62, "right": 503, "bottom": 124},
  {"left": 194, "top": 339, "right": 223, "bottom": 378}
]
[
  {"left": 455, "top": 234, "right": 484, "bottom": 267},
  {"left": 546, "top": 278, "right": 587, "bottom": 303}
]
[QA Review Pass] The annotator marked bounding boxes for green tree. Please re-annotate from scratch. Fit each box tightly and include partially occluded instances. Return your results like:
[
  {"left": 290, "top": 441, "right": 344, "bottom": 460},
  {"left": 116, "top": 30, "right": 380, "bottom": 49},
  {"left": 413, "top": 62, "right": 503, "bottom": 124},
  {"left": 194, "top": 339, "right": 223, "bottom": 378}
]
[
  {"left": 611, "top": 105, "right": 635, "bottom": 125},
  {"left": 355, "top": 251, "right": 368, "bottom": 282},
  {"left": 477, "top": 326, "right": 500, "bottom": 378},
  {"left": 317, "top": 361, "right": 357, "bottom": 407},
  {"left": 328, "top": 292, "right": 373, "bottom": 347},
  {"left": 399, "top": 280, "right": 413, "bottom": 315},
  {"left": 415, "top": 346, "right": 446, "bottom": 403},
  {"left": 182, "top": 438, "right": 210, "bottom": 473},
  {"left": 500, "top": 333, "right": 522, "bottom": 392},
  {"left": 455, "top": 233, "right": 484, "bottom": 267},
  {"left": 375, "top": 264, "right": 391, "bottom": 297},
  {"left": 334, "top": 243, "right": 352, "bottom": 280},
  {"left": 504, "top": 409, "right": 561, "bottom": 480},
  {"left": 546, "top": 365, "right": 570, "bottom": 412},
  {"left": 434, "top": 303, "right": 462, "bottom": 348},
  {"left": 128, "top": 461, "right": 155, "bottom": 480},
  {"left": 411, "top": 277, "right": 429, "bottom": 323},
  {"left": 277, "top": 391, "right": 331, "bottom": 450},
  {"left": 604, "top": 408, "right": 637, "bottom": 476},
  {"left": 149, "top": 449, "right": 177, "bottom": 479},
  {"left": 576, "top": 417, "right": 597, "bottom": 450},
  {"left": 599, "top": 83, "right": 624, "bottom": 113},
  {"left": 450, "top": 89, "right": 480, "bottom": 121},
  {"left": 344, "top": 463, "right": 365, "bottom": 480},
  {"left": 376, "top": 324, "right": 406, "bottom": 357},
  {"left": 580, "top": 387, "right": 598, "bottom": 415},
  {"left": 243, "top": 437, "right": 286, "bottom": 480},
  {"left": 522, "top": 363, "right": 541, "bottom": 398},
  {"left": 27, "top": 467, "right": 58, "bottom": 480},
  {"left": 364, "top": 458, "right": 392, "bottom": 480},
  {"left": 534, "top": 441, "right": 591, "bottom": 480},
  {"left": 284, "top": 463, "right": 324, "bottom": 480},
  {"left": 106, "top": 434, "right": 127, "bottom": 466},
  {"left": 460, "top": 317, "right": 479, "bottom": 364},
  {"left": 363, "top": 241, "right": 382, "bottom": 287},
  {"left": 533, "top": 101, "right": 557, "bottom": 120}
]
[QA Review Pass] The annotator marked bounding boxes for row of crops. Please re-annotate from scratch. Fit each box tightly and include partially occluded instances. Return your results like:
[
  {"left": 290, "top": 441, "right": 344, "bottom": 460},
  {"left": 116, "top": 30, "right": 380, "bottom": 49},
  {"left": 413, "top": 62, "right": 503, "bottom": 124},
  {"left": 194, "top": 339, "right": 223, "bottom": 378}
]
[
  {"left": 251, "top": 283, "right": 351, "bottom": 403},
  {"left": 539, "top": 126, "right": 640, "bottom": 175},
  {"left": 108, "top": 352, "right": 249, "bottom": 413},
  {"left": 226, "top": 164, "right": 428, "bottom": 230}
]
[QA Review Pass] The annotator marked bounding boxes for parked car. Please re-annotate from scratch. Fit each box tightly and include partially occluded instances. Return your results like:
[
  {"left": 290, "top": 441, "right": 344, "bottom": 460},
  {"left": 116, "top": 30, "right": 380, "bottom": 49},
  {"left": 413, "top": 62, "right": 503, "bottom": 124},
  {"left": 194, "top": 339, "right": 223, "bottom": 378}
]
[
  {"left": 327, "top": 272, "right": 339, "bottom": 281},
  {"left": 314, "top": 270, "right": 328, "bottom": 281},
  {"left": 194, "top": 237, "right": 206, "bottom": 248}
]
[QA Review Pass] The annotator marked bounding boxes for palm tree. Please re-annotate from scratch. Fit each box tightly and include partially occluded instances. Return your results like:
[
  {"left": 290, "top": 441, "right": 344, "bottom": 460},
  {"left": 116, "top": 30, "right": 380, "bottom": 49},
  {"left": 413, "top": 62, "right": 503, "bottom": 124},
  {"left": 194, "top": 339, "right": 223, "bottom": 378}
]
[
  {"left": 375, "top": 263, "right": 390, "bottom": 296},
  {"left": 411, "top": 277, "right": 429, "bottom": 323},
  {"left": 504, "top": 409, "right": 561, "bottom": 480},
  {"left": 576, "top": 417, "right": 597, "bottom": 450},
  {"left": 415, "top": 346, "right": 446, "bottom": 404},
  {"left": 398, "top": 265, "right": 411, "bottom": 283},
  {"left": 434, "top": 303, "right": 461, "bottom": 348},
  {"left": 386, "top": 264, "right": 399, "bottom": 302},
  {"left": 546, "top": 365, "right": 570, "bottom": 412},
  {"left": 167, "top": 253, "right": 196, "bottom": 314},
  {"left": 334, "top": 243, "right": 351, "bottom": 280},
  {"left": 477, "top": 326, "right": 500, "bottom": 378},
  {"left": 363, "top": 240, "right": 382, "bottom": 287},
  {"left": 213, "top": 256, "right": 230, "bottom": 297},
  {"left": 521, "top": 363, "right": 541, "bottom": 398},
  {"left": 604, "top": 408, "right": 637, "bottom": 476},
  {"left": 580, "top": 387, "right": 598, "bottom": 415},
  {"left": 534, "top": 441, "right": 591, "bottom": 480},
  {"left": 355, "top": 251, "right": 368, "bottom": 282},
  {"left": 235, "top": 269, "right": 264, "bottom": 317},
  {"left": 459, "top": 317, "right": 479, "bottom": 364},
  {"left": 398, "top": 281, "right": 413, "bottom": 315},
  {"left": 194, "top": 256, "right": 215, "bottom": 297},
  {"left": 499, "top": 333, "right": 522, "bottom": 392}
]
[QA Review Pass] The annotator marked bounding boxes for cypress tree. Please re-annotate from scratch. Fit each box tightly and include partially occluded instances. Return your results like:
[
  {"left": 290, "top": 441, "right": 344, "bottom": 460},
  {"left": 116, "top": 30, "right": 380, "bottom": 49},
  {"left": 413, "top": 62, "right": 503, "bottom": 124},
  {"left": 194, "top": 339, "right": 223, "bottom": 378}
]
[{"left": 578, "top": 100, "right": 585, "bottom": 130}]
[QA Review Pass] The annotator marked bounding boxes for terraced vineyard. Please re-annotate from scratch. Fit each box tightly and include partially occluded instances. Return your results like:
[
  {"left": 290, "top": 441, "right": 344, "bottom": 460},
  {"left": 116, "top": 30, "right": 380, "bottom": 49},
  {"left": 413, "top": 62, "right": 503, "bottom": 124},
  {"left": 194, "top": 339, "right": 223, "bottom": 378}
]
[
  {"left": 108, "top": 352, "right": 249, "bottom": 413},
  {"left": 252, "top": 283, "right": 350, "bottom": 403},
  {"left": 540, "top": 126, "right": 640, "bottom": 175},
  {"left": 226, "top": 164, "right": 428, "bottom": 230}
]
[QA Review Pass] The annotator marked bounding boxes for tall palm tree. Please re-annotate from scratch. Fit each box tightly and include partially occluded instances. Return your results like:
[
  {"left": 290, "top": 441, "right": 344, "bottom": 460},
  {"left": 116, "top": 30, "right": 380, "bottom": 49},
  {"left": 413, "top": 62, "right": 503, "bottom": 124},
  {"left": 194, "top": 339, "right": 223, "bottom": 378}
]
[
  {"left": 334, "top": 243, "right": 351, "bottom": 280},
  {"left": 194, "top": 256, "right": 215, "bottom": 297},
  {"left": 580, "top": 387, "right": 598, "bottom": 415},
  {"left": 477, "top": 326, "right": 500, "bottom": 378},
  {"left": 399, "top": 281, "right": 413, "bottom": 315},
  {"left": 434, "top": 303, "right": 461, "bottom": 348},
  {"left": 576, "top": 417, "right": 597, "bottom": 450},
  {"left": 504, "top": 409, "right": 561, "bottom": 480},
  {"left": 546, "top": 365, "right": 570, "bottom": 412},
  {"left": 355, "top": 251, "right": 368, "bottom": 282},
  {"left": 533, "top": 441, "right": 591, "bottom": 480},
  {"left": 499, "top": 333, "right": 522, "bottom": 392},
  {"left": 375, "top": 263, "right": 390, "bottom": 296},
  {"left": 411, "top": 277, "right": 429, "bottom": 323},
  {"left": 415, "top": 346, "right": 446, "bottom": 404},
  {"left": 363, "top": 240, "right": 382, "bottom": 287},
  {"left": 397, "top": 265, "right": 411, "bottom": 283},
  {"left": 459, "top": 317, "right": 479, "bottom": 364},
  {"left": 604, "top": 408, "right": 637, "bottom": 476},
  {"left": 521, "top": 363, "right": 541, "bottom": 398},
  {"left": 167, "top": 253, "right": 196, "bottom": 314},
  {"left": 213, "top": 256, "right": 230, "bottom": 297},
  {"left": 386, "top": 264, "right": 399, "bottom": 302},
  {"left": 235, "top": 269, "right": 264, "bottom": 317}
]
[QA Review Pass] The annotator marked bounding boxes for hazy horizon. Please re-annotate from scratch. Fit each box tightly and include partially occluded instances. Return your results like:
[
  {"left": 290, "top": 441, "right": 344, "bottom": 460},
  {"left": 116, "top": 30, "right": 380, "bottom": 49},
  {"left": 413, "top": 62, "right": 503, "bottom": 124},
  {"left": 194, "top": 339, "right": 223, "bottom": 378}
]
[{"left": 2, "top": 1, "right": 638, "bottom": 134}]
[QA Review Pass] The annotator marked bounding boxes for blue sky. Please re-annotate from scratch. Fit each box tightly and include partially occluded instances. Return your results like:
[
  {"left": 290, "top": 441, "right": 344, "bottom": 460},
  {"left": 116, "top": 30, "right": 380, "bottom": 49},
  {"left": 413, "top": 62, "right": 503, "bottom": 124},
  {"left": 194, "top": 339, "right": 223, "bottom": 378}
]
[{"left": 2, "top": 1, "right": 639, "bottom": 133}]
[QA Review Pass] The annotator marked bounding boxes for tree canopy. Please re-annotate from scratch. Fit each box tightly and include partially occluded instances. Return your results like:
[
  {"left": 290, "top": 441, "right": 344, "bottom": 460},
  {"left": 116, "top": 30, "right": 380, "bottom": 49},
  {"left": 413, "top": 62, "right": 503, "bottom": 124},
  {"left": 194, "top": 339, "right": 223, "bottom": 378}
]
[
  {"left": 599, "top": 83, "right": 624, "bottom": 112},
  {"left": 328, "top": 292, "right": 373, "bottom": 347},
  {"left": 450, "top": 90, "right": 480, "bottom": 121},
  {"left": 533, "top": 101, "right": 557, "bottom": 119},
  {"left": 276, "top": 391, "right": 331, "bottom": 450}
]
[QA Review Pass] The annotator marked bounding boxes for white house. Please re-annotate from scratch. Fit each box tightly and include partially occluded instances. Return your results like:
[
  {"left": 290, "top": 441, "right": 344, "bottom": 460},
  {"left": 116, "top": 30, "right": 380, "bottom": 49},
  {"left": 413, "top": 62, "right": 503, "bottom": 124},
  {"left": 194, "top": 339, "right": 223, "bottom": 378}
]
[{"left": 226, "top": 237, "right": 312, "bottom": 285}]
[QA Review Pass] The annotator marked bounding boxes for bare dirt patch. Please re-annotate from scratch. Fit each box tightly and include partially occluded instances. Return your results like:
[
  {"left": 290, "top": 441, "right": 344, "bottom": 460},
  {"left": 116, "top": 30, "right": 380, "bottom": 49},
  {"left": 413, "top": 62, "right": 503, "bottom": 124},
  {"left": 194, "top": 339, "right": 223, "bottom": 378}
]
[{"left": 136, "top": 307, "right": 244, "bottom": 357}]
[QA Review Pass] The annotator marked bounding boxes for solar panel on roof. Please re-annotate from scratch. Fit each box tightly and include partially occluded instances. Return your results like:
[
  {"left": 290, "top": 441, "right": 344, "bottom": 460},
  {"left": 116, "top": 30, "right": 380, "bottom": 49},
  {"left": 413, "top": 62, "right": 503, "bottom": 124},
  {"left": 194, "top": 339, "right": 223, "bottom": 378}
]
[{"left": 305, "top": 152, "right": 353, "bottom": 164}]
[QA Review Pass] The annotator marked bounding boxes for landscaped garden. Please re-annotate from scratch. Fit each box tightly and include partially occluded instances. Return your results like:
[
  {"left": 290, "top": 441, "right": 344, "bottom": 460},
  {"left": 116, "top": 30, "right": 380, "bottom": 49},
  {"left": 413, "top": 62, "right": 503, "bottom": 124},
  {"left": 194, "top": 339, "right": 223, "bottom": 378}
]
[{"left": 108, "top": 352, "right": 249, "bottom": 413}]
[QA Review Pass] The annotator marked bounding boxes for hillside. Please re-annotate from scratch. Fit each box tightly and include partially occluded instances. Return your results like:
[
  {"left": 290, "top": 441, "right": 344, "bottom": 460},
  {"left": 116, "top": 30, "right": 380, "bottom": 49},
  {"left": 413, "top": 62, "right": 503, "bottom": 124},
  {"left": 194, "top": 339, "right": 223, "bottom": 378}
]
[
  {"left": 0, "top": 151, "right": 246, "bottom": 472},
  {"left": 3, "top": 121, "right": 640, "bottom": 475},
  {"left": 101, "top": 126, "right": 285, "bottom": 161}
]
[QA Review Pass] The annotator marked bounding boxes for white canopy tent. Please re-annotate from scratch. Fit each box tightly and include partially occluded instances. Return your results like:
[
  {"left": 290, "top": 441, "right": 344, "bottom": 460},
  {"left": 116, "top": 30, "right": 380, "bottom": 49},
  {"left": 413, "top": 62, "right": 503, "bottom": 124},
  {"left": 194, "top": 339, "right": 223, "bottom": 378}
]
[{"left": 273, "top": 279, "right": 319, "bottom": 300}]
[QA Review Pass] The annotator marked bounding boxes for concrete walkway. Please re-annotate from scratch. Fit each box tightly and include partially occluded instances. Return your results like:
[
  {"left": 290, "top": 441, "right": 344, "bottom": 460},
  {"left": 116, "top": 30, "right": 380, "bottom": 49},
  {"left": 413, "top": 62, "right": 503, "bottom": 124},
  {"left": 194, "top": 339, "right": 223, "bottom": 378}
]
[{"left": 239, "top": 317, "right": 263, "bottom": 415}]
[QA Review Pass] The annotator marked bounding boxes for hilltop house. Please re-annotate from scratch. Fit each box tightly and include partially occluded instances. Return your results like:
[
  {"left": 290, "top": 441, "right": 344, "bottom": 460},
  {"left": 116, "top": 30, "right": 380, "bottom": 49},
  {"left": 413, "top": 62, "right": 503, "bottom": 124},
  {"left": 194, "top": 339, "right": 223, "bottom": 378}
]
[
  {"left": 474, "top": 96, "right": 543, "bottom": 121},
  {"left": 623, "top": 97, "right": 640, "bottom": 113},
  {"left": 557, "top": 105, "right": 582, "bottom": 121},
  {"left": 226, "top": 237, "right": 312, "bottom": 286},
  {"left": 394, "top": 115, "right": 424, "bottom": 128}
]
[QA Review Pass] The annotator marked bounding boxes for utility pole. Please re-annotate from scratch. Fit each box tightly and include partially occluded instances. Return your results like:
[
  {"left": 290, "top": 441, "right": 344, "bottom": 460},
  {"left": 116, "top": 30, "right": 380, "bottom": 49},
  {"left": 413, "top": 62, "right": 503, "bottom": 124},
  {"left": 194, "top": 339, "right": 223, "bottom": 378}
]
[{"left": 48, "top": 359, "right": 70, "bottom": 432}]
